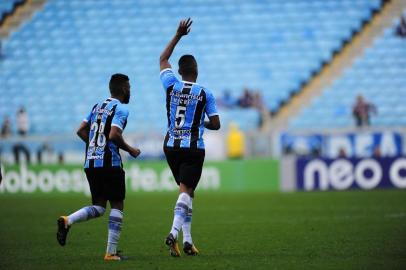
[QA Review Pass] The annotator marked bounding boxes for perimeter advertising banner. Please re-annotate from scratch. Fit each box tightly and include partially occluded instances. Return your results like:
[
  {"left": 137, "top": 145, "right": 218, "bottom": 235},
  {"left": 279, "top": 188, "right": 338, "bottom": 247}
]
[
  {"left": 0, "top": 159, "right": 279, "bottom": 194},
  {"left": 296, "top": 157, "right": 406, "bottom": 191},
  {"left": 279, "top": 131, "right": 403, "bottom": 158}
]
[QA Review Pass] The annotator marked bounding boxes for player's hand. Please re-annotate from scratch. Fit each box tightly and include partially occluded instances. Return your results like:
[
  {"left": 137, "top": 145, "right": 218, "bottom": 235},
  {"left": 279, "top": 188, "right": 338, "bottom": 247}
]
[
  {"left": 129, "top": 147, "right": 141, "bottom": 158},
  {"left": 176, "top": 18, "right": 192, "bottom": 37}
]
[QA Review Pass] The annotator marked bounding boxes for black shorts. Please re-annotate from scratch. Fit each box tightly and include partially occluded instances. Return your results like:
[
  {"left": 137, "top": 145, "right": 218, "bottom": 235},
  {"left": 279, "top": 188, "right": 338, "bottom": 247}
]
[
  {"left": 84, "top": 167, "right": 126, "bottom": 202},
  {"left": 164, "top": 147, "right": 205, "bottom": 190}
]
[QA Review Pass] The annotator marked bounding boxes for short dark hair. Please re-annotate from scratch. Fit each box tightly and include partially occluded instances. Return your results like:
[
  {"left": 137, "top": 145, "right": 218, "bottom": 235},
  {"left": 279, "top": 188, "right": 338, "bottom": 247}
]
[
  {"left": 109, "top": 73, "right": 129, "bottom": 96},
  {"left": 178, "top": 55, "right": 197, "bottom": 76}
]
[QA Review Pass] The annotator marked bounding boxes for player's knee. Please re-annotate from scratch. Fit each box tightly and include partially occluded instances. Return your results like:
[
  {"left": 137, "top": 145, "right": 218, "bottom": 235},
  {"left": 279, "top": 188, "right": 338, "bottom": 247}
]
[
  {"left": 186, "top": 188, "right": 194, "bottom": 198},
  {"left": 110, "top": 200, "right": 124, "bottom": 211},
  {"left": 92, "top": 198, "right": 107, "bottom": 208},
  {"left": 93, "top": 205, "right": 106, "bottom": 216},
  {"left": 179, "top": 183, "right": 193, "bottom": 195}
]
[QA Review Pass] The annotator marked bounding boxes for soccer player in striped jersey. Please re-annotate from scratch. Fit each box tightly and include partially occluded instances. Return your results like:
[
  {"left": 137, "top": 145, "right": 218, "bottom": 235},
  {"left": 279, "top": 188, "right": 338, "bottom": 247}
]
[
  {"left": 56, "top": 74, "right": 141, "bottom": 261},
  {"left": 160, "top": 18, "right": 221, "bottom": 257}
]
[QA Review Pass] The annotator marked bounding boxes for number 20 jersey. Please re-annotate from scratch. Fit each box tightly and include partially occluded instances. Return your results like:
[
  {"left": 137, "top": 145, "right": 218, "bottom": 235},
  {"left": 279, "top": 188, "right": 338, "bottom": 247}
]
[
  {"left": 160, "top": 68, "right": 218, "bottom": 150},
  {"left": 83, "top": 98, "right": 129, "bottom": 169}
]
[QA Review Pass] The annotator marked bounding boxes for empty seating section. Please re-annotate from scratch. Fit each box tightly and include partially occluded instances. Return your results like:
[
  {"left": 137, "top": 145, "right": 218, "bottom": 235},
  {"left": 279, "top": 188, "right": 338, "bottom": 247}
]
[
  {"left": 0, "top": 0, "right": 380, "bottom": 134},
  {"left": 289, "top": 12, "right": 406, "bottom": 129}
]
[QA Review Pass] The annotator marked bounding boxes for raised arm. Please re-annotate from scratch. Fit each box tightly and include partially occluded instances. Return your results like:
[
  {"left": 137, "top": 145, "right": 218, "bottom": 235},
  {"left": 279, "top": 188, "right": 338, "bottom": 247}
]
[{"left": 160, "top": 18, "right": 193, "bottom": 71}]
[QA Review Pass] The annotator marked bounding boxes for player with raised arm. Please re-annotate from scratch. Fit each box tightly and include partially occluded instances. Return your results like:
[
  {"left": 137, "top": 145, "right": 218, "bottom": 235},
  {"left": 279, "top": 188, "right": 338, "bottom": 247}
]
[
  {"left": 56, "top": 74, "right": 141, "bottom": 261},
  {"left": 159, "top": 18, "right": 221, "bottom": 257}
]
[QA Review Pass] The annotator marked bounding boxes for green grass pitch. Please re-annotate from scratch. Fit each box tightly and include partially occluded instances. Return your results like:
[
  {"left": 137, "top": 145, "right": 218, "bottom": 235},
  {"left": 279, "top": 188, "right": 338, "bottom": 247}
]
[{"left": 0, "top": 190, "right": 405, "bottom": 270}]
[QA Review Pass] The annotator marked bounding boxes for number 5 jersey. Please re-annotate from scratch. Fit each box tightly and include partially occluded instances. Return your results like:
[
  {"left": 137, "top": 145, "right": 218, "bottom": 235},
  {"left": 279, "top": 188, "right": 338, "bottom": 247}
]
[{"left": 160, "top": 68, "right": 218, "bottom": 150}]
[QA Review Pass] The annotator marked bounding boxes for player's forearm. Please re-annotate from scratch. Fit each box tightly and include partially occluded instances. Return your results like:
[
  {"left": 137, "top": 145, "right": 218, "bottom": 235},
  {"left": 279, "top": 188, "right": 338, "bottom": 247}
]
[
  {"left": 76, "top": 127, "right": 89, "bottom": 143},
  {"left": 78, "top": 133, "right": 88, "bottom": 143},
  {"left": 160, "top": 34, "right": 182, "bottom": 63},
  {"left": 110, "top": 133, "right": 132, "bottom": 153},
  {"left": 204, "top": 121, "right": 220, "bottom": 130}
]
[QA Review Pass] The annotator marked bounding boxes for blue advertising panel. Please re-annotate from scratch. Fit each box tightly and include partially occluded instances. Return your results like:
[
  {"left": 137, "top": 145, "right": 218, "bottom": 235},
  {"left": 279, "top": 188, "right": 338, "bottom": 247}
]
[
  {"left": 280, "top": 131, "right": 403, "bottom": 158},
  {"left": 296, "top": 156, "right": 406, "bottom": 191},
  {"left": 324, "top": 132, "right": 403, "bottom": 158},
  {"left": 280, "top": 133, "right": 323, "bottom": 155}
]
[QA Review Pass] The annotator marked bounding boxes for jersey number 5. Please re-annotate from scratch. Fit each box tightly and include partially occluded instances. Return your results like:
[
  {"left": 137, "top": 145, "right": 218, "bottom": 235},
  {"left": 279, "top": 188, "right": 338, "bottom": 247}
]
[
  {"left": 175, "top": 106, "right": 186, "bottom": 128},
  {"left": 89, "top": 122, "right": 107, "bottom": 147}
]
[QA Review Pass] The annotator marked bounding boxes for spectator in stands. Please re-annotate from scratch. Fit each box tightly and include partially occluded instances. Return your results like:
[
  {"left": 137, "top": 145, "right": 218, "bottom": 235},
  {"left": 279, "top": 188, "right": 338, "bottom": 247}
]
[
  {"left": 16, "top": 106, "right": 29, "bottom": 136},
  {"left": 238, "top": 88, "right": 255, "bottom": 108},
  {"left": 36, "top": 143, "right": 53, "bottom": 164},
  {"left": 14, "top": 106, "right": 31, "bottom": 164},
  {"left": 218, "top": 90, "right": 236, "bottom": 108},
  {"left": 253, "top": 91, "right": 264, "bottom": 110},
  {"left": 58, "top": 152, "right": 64, "bottom": 164},
  {"left": 395, "top": 16, "right": 406, "bottom": 38},
  {"left": 226, "top": 122, "right": 245, "bottom": 159},
  {"left": 12, "top": 144, "right": 31, "bottom": 164},
  {"left": 1, "top": 116, "right": 11, "bottom": 138},
  {"left": 352, "top": 95, "right": 377, "bottom": 127}
]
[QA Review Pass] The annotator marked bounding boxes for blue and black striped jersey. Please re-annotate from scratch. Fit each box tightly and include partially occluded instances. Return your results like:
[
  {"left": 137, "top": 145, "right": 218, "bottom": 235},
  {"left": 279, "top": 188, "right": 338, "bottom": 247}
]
[
  {"left": 83, "top": 98, "right": 129, "bottom": 168},
  {"left": 160, "top": 68, "right": 218, "bottom": 150}
]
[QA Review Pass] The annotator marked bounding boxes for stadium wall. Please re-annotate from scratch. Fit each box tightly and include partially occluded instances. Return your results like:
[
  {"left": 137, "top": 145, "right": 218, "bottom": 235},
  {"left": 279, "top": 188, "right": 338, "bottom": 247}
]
[{"left": 0, "top": 159, "right": 279, "bottom": 194}]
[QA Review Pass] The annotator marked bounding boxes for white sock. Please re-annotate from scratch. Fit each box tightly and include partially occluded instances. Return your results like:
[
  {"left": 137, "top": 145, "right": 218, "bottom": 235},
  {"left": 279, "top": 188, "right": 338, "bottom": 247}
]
[
  {"left": 67, "top": 205, "right": 105, "bottom": 225},
  {"left": 182, "top": 198, "right": 193, "bottom": 244},
  {"left": 170, "top": 192, "right": 191, "bottom": 239},
  {"left": 106, "top": 209, "right": 123, "bottom": 255}
]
